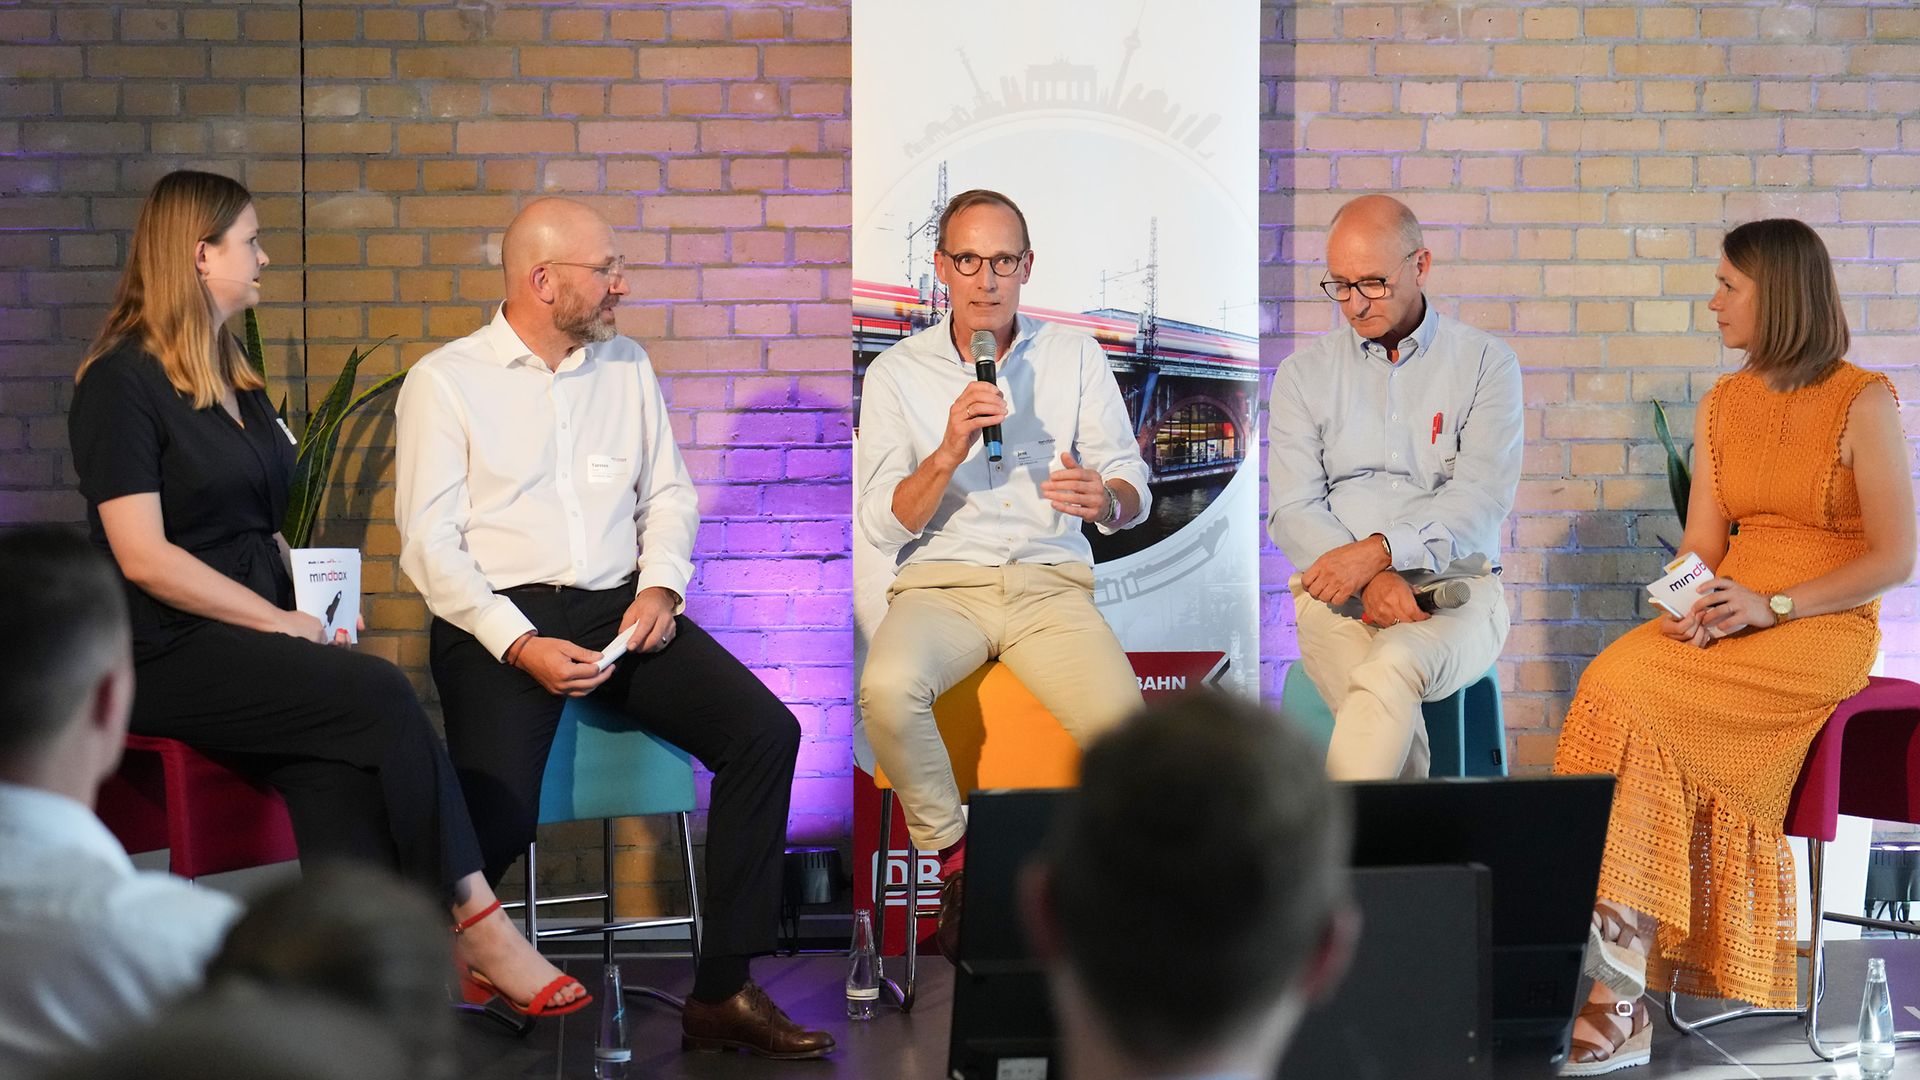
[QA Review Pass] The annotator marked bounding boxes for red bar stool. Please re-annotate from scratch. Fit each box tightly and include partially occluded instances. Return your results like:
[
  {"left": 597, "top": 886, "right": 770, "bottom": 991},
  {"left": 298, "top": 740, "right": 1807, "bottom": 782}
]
[
  {"left": 1667, "top": 676, "right": 1920, "bottom": 1060},
  {"left": 95, "top": 734, "right": 298, "bottom": 879}
]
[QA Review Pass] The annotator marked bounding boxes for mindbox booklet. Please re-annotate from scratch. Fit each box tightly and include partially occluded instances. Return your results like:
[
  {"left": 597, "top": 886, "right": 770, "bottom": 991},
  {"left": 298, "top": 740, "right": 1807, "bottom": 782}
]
[{"left": 291, "top": 548, "right": 361, "bottom": 645}]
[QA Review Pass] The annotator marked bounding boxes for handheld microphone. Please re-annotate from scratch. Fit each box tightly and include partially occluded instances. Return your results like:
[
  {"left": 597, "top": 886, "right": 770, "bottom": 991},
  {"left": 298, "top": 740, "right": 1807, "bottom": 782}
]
[
  {"left": 969, "top": 329, "right": 1003, "bottom": 463},
  {"left": 1414, "top": 579, "right": 1471, "bottom": 613}
]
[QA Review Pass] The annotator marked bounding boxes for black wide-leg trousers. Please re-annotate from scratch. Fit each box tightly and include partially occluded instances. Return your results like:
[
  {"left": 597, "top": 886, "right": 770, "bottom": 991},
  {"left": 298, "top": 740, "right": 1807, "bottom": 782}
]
[
  {"left": 129, "top": 621, "right": 484, "bottom": 896},
  {"left": 429, "top": 582, "right": 801, "bottom": 960}
]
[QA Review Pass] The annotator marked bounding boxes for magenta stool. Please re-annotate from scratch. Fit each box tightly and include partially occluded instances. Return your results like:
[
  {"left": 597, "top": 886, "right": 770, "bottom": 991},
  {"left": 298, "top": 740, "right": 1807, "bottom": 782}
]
[{"left": 1667, "top": 676, "right": 1920, "bottom": 1060}]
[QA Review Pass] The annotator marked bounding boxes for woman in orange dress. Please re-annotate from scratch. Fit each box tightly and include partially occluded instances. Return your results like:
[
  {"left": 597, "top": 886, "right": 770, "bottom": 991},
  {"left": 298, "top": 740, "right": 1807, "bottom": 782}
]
[{"left": 1553, "top": 218, "right": 1915, "bottom": 1075}]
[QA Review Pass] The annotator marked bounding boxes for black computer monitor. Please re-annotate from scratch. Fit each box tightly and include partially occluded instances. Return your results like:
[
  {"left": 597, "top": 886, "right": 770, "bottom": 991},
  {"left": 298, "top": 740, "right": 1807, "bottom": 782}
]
[
  {"left": 946, "top": 775, "right": 1614, "bottom": 1079},
  {"left": 1343, "top": 774, "right": 1613, "bottom": 1047}
]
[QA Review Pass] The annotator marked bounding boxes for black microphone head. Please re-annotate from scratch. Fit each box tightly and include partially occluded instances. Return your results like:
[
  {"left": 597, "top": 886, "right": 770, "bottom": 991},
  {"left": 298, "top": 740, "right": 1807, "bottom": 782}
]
[{"left": 969, "top": 329, "right": 996, "bottom": 366}]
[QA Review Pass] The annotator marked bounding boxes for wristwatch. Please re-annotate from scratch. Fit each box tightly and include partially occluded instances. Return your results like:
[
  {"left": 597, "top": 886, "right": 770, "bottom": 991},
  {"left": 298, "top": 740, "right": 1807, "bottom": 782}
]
[
  {"left": 1768, "top": 593, "right": 1794, "bottom": 623},
  {"left": 1098, "top": 485, "right": 1121, "bottom": 526}
]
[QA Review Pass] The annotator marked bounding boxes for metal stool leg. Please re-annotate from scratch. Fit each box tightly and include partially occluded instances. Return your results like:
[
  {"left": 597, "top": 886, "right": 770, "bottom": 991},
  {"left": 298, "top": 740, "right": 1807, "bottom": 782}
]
[
  {"left": 873, "top": 789, "right": 913, "bottom": 1011},
  {"left": 1665, "top": 838, "right": 1920, "bottom": 1062},
  {"left": 624, "top": 816, "right": 690, "bottom": 1011}
]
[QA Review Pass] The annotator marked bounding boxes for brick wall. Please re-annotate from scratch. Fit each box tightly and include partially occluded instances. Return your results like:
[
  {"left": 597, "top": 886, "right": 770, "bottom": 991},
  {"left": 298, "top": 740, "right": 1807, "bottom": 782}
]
[
  {"left": 1261, "top": 2, "right": 1920, "bottom": 770},
  {"left": 0, "top": 1, "right": 851, "bottom": 916}
]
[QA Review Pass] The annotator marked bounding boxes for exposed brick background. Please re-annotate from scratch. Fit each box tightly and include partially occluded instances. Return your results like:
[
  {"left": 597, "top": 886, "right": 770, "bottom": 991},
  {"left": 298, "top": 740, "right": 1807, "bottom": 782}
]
[
  {"left": 1260, "top": 2, "right": 1920, "bottom": 771},
  {"left": 0, "top": 0, "right": 851, "bottom": 917}
]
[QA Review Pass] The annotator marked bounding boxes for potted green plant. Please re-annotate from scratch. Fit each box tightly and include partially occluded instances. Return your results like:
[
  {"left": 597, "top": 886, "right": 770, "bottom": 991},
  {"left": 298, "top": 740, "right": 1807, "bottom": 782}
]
[{"left": 243, "top": 309, "right": 405, "bottom": 546}]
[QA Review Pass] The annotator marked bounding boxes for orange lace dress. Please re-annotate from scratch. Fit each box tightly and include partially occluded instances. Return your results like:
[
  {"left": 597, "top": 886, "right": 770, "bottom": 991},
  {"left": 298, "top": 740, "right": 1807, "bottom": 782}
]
[{"left": 1554, "top": 361, "right": 1893, "bottom": 1008}]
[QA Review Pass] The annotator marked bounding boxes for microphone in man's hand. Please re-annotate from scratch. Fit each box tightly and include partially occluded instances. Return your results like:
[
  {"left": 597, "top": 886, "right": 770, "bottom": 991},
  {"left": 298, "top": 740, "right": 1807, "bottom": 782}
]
[
  {"left": 1414, "top": 579, "right": 1471, "bottom": 613},
  {"left": 969, "top": 329, "right": 1004, "bottom": 462}
]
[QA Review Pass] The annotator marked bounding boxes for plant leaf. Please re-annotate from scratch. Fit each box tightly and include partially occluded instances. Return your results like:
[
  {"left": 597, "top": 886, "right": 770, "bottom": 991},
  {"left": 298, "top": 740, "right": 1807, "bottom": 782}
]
[
  {"left": 1651, "top": 400, "right": 1692, "bottom": 529},
  {"left": 244, "top": 308, "right": 266, "bottom": 378},
  {"left": 282, "top": 338, "right": 399, "bottom": 546}
]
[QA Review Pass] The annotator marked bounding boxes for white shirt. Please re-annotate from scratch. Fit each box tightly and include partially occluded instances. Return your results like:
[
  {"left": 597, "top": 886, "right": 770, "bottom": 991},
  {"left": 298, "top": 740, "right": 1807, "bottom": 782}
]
[
  {"left": 0, "top": 783, "right": 239, "bottom": 1073},
  {"left": 395, "top": 307, "right": 699, "bottom": 659},
  {"left": 857, "top": 314, "right": 1152, "bottom": 569}
]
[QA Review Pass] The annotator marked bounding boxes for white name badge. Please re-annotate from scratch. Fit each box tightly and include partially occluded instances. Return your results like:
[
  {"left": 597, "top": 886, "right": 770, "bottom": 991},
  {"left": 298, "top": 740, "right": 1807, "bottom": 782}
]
[
  {"left": 276, "top": 417, "right": 298, "bottom": 446},
  {"left": 587, "top": 454, "right": 629, "bottom": 484},
  {"left": 1011, "top": 438, "right": 1055, "bottom": 468}
]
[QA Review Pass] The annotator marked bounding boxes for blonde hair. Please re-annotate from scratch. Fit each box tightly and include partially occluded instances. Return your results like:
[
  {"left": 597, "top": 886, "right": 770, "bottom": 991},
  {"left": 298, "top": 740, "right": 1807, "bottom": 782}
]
[
  {"left": 76, "top": 171, "right": 263, "bottom": 409},
  {"left": 1722, "top": 219, "right": 1850, "bottom": 389}
]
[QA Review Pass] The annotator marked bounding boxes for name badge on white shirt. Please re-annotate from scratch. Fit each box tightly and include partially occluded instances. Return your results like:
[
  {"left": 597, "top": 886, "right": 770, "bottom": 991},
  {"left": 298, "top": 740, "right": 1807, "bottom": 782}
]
[
  {"left": 587, "top": 454, "right": 629, "bottom": 484},
  {"left": 1011, "top": 438, "right": 1055, "bottom": 469}
]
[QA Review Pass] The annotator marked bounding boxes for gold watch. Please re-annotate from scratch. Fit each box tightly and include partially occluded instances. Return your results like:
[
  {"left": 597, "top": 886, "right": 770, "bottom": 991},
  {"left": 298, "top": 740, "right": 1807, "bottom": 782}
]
[{"left": 1768, "top": 593, "right": 1794, "bottom": 623}]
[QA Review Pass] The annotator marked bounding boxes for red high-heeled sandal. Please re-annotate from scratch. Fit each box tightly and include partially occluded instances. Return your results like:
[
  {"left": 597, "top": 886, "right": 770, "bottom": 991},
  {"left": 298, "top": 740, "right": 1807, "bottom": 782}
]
[{"left": 452, "top": 900, "right": 592, "bottom": 1017}]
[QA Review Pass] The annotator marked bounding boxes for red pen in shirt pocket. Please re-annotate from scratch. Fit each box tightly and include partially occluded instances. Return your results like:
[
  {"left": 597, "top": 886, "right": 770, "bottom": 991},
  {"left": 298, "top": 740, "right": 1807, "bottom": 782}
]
[{"left": 1431, "top": 412, "right": 1443, "bottom": 445}]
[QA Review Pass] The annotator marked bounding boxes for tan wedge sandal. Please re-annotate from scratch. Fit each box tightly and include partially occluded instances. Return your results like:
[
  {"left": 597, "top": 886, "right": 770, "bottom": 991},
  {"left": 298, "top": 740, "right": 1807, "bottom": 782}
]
[
  {"left": 1582, "top": 903, "right": 1648, "bottom": 999},
  {"left": 1561, "top": 997, "right": 1651, "bottom": 1076}
]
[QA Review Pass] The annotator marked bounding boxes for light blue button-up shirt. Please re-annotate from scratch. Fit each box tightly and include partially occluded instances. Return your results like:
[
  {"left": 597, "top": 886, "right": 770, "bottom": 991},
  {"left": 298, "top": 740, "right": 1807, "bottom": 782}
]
[{"left": 1266, "top": 301, "right": 1523, "bottom": 577}]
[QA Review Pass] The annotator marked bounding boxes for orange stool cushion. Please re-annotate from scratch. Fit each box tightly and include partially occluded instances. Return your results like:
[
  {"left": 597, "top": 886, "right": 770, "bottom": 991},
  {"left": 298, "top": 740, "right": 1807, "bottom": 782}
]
[{"left": 872, "top": 661, "right": 1081, "bottom": 797}]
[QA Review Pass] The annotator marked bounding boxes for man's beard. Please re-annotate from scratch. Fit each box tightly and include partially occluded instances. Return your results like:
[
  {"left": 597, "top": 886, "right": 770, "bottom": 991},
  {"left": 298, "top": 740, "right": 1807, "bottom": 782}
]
[{"left": 555, "top": 288, "right": 618, "bottom": 345}]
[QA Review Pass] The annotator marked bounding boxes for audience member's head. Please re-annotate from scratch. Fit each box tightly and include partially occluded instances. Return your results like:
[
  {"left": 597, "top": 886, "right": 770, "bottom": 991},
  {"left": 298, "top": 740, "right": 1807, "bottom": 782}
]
[
  {"left": 1023, "top": 692, "right": 1355, "bottom": 1079},
  {"left": 1718, "top": 218, "right": 1848, "bottom": 388},
  {"left": 0, "top": 527, "right": 133, "bottom": 804},
  {"left": 44, "top": 987, "right": 411, "bottom": 1080},
  {"left": 203, "top": 864, "right": 456, "bottom": 1080}
]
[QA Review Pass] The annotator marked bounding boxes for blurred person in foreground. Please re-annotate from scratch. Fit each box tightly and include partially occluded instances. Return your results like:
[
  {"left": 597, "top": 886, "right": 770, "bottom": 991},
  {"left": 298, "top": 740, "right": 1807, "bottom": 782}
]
[
  {"left": 0, "top": 527, "right": 239, "bottom": 1073},
  {"left": 43, "top": 990, "right": 410, "bottom": 1080},
  {"left": 1022, "top": 693, "right": 1356, "bottom": 1080},
  {"left": 202, "top": 864, "right": 456, "bottom": 1080}
]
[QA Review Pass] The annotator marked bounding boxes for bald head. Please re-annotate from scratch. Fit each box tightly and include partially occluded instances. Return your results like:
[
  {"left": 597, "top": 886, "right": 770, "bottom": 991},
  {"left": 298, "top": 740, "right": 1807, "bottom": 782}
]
[
  {"left": 499, "top": 198, "right": 627, "bottom": 357},
  {"left": 1323, "top": 195, "right": 1429, "bottom": 343},
  {"left": 1327, "top": 195, "right": 1423, "bottom": 257},
  {"left": 502, "top": 198, "right": 615, "bottom": 297}
]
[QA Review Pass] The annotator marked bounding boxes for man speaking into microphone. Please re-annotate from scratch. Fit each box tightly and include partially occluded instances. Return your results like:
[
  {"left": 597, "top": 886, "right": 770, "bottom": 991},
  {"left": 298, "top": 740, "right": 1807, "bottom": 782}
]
[
  {"left": 1268, "top": 195, "right": 1522, "bottom": 781},
  {"left": 857, "top": 189, "right": 1149, "bottom": 954}
]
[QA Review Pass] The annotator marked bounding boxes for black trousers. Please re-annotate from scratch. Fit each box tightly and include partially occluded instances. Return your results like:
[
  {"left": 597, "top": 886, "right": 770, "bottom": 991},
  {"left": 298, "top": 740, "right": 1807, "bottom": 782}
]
[
  {"left": 130, "top": 620, "right": 483, "bottom": 896},
  {"left": 429, "top": 583, "right": 800, "bottom": 960}
]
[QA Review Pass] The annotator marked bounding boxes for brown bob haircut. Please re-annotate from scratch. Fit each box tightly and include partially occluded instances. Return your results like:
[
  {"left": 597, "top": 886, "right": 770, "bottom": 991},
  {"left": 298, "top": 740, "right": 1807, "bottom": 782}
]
[
  {"left": 936, "top": 188, "right": 1031, "bottom": 253},
  {"left": 1721, "top": 218, "right": 1850, "bottom": 387}
]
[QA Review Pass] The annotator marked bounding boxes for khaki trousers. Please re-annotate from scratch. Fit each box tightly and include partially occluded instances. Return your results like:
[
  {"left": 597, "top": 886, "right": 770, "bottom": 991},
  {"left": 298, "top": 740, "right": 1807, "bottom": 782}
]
[
  {"left": 859, "top": 562, "right": 1143, "bottom": 850},
  {"left": 1292, "top": 574, "right": 1509, "bottom": 780}
]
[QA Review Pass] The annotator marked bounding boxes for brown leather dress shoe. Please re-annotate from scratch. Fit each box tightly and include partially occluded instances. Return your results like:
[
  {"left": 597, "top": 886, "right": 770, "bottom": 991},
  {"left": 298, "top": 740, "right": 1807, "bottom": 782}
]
[
  {"left": 935, "top": 868, "right": 964, "bottom": 961},
  {"left": 681, "top": 982, "right": 835, "bottom": 1060}
]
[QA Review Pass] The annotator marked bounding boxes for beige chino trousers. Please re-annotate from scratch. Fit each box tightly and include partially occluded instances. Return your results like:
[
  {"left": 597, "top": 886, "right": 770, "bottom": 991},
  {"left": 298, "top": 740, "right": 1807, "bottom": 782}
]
[
  {"left": 1292, "top": 573, "right": 1509, "bottom": 780},
  {"left": 859, "top": 562, "right": 1143, "bottom": 850}
]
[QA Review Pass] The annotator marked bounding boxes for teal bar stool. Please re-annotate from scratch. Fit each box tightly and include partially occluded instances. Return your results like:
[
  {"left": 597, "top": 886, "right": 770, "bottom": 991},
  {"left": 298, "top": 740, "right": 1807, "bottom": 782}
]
[
  {"left": 506, "top": 695, "right": 703, "bottom": 1011},
  {"left": 1279, "top": 661, "right": 1507, "bottom": 777}
]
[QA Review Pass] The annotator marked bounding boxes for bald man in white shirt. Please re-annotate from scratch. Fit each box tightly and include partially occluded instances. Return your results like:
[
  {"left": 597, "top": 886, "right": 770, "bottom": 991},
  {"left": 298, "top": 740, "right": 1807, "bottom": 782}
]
[
  {"left": 0, "top": 528, "right": 239, "bottom": 1073},
  {"left": 395, "top": 198, "right": 831, "bottom": 1059},
  {"left": 856, "top": 190, "right": 1152, "bottom": 952}
]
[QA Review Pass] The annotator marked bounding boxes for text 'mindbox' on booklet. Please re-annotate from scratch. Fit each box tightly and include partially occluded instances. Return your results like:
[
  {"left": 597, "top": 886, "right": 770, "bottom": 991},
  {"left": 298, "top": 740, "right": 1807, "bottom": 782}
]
[
  {"left": 1646, "top": 551, "right": 1743, "bottom": 637},
  {"left": 292, "top": 548, "right": 361, "bottom": 644}
]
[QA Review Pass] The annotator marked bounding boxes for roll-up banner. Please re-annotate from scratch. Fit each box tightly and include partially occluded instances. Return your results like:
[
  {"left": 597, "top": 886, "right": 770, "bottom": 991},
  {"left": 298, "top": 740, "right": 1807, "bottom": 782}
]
[{"left": 851, "top": 0, "right": 1257, "bottom": 949}]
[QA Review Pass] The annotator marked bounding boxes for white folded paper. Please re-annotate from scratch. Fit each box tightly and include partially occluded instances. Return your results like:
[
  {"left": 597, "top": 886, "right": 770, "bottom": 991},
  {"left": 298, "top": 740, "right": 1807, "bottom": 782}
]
[
  {"left": 596, "top": 622, "right": 638, "bottom": 671},
  {"left": 1646, "top": 551, "right": 1743, "bottom": 637},
  {"left": 291, "top": 548, "right": 361, "bottom": 644}
]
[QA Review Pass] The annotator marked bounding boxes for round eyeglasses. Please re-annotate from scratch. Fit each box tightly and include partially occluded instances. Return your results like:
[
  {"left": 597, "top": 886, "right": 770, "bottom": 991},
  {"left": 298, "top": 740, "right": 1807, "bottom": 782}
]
[{"left": 941, "top": 250, "right": 1029, "bottom": 278}]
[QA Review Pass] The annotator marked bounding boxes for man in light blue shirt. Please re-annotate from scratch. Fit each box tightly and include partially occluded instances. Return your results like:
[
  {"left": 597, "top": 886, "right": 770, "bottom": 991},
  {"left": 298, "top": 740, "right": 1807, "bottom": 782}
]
[{"left": 1267, "top": 195, "right": 1522, "bottom": 779}]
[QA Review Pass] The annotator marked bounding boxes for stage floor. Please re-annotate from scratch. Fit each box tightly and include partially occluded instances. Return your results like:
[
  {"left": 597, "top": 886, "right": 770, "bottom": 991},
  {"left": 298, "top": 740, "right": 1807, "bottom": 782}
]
[{"left": 454, "top": 940, "right": 1920, "bottom": 1079}]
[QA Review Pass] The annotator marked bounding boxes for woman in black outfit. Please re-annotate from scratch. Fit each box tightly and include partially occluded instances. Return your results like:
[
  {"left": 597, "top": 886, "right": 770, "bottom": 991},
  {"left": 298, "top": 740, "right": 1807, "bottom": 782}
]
[{"left": 67, "top": 171, "right": 586, "bottom": 1017}]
